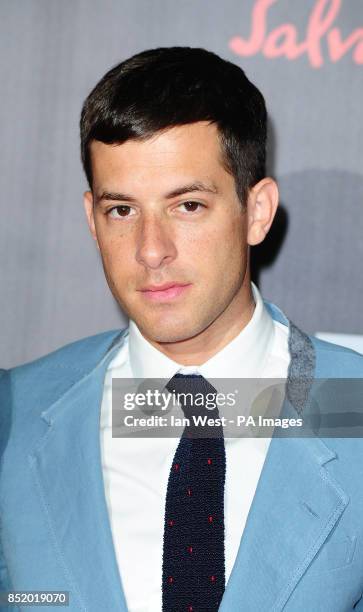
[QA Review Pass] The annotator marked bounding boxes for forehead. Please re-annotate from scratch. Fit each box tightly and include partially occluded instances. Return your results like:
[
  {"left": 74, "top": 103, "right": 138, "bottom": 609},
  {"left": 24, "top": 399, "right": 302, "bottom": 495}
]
[{"left": 89, "top": 122, "right": 231, "bottom": 190}]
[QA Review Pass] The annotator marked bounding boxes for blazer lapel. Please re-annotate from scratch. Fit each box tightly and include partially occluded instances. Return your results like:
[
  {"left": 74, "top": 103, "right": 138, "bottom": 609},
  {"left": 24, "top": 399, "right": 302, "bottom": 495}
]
[
  {"left": 219, "top": 431, "right": 349, "bottom": 611},
  {"left": 219, "top": 316, "right": 349, "bottom": 611},
  {"left": 28, "top": 335, "right": 128, "bottom": 612}
]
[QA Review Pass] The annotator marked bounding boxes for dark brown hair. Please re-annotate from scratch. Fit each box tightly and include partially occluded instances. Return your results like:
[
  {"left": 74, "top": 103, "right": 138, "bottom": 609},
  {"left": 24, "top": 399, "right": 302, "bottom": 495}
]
[{"left": 80, "top": 47, "right": 267, "bottom": 205}]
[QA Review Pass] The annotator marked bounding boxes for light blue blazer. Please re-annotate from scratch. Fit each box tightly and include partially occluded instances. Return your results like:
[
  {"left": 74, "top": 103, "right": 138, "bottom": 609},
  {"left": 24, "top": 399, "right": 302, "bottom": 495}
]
[{"left": 1, "top": 301, "right": 363, "bottom": 611}]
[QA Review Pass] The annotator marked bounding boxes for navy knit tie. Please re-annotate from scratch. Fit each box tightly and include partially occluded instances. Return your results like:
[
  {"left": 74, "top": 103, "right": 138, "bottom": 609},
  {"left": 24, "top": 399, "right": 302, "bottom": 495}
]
[{"left": 162, "top": 373, "right": 226, "bottom": 612}]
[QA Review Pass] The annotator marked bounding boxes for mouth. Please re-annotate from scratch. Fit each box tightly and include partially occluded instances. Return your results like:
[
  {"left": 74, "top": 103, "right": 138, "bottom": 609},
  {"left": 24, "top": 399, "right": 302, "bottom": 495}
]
[{"left": 138, "top": 282, "right": 192, "bottom": 302}]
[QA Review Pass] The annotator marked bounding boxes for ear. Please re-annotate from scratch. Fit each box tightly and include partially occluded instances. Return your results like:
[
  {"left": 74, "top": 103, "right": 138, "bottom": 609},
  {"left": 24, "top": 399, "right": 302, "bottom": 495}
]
[
  {"left": 246, "top": 178, "right": 279, "bottom": 246},
  {"left": 83, "top": 191, "right": 100, "bottom": 250}
]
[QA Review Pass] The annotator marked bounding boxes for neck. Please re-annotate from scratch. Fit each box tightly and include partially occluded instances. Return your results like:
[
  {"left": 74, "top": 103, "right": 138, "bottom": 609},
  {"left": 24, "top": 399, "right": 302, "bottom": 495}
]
[{"left": 146, "top": 279, "right": 256, "bottom": 366}]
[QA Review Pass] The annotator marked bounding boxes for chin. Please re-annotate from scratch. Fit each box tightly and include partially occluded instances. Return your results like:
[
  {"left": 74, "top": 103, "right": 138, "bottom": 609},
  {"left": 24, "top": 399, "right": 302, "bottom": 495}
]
[
  {"left": 137, "top": 315, "right": 205, "bottom": 345},
  {"left": 149, "top": 331, "right": 193, "bottom": 344}
]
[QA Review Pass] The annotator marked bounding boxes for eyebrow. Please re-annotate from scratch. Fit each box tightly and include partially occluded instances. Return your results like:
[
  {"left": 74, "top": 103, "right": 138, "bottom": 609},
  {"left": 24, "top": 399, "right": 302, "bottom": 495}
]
[{"left": 95, "top": 181, "right": 219, "bottom": 206}]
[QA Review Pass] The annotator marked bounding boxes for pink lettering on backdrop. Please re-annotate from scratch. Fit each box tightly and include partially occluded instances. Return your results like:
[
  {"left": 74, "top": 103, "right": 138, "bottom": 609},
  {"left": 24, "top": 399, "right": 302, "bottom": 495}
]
[{"left": 229, "top": 0, "right": 363, "bottom": 68}]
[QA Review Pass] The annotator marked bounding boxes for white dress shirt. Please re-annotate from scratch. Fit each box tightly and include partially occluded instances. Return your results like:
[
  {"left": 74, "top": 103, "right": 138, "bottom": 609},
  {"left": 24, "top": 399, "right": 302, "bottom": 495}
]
[{"left": 99, "top": 283, "right": 290, "bottom": 611}]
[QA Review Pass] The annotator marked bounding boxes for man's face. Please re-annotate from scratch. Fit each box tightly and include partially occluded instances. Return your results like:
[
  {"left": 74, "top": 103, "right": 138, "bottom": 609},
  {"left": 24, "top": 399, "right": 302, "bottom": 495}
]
[{"left": 84, "top": 122, "right": 253, "bottom": 344}]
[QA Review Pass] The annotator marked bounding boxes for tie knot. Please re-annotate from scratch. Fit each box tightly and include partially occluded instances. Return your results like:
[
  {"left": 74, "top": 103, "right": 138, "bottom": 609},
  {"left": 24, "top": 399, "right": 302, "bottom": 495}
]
[
  {"left": 166, "top": 373, "right": 217, "bottom": 406},
  {"left": 165, "top": 373, "right": 223, "bottom": 439}
]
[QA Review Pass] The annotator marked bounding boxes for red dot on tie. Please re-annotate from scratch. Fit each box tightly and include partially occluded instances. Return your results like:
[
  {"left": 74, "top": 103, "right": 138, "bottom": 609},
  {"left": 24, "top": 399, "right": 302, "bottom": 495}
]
[
  {"left": 174, "top": 463, "right": 180, "bottom": 471},
  {"left": 187, "top": 545, "right": 193, "bottom": 554},
  {"left": 168, "top": 576, "right": 174, "bottom": 584},
  {"left": 207, "top": 458, "right": 212, "bottom": 465},
  {"left": 208, "top": 515, "right": 214, "bottom": 523},
  {"left": 168, "top": 519, "right": 174, "bottom": 527},
  {"left": 188, "top": 607, "right": 193, "bottom": 612},
  {"left": 210, "top": 575, "right": 216, "bottom": 582},
  {"left": 187, "top": 487, "right": 192, "bottom": 496}
]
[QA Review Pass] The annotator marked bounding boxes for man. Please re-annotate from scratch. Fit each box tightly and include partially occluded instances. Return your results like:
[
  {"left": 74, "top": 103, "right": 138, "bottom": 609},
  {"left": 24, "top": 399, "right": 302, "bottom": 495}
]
[{"left": 1, "top": 47, "right": 363, "bottom": 612}]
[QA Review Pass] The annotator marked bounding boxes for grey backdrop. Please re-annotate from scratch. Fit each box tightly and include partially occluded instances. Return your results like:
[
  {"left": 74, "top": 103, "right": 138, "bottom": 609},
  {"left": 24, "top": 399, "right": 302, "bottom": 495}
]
[{"left": 1, "top": 0, "right": 362, "bottom": 368}]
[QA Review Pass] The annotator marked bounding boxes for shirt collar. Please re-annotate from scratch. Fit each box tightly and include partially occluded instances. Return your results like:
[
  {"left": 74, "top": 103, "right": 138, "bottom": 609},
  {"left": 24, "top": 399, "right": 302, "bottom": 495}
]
[{"left": 129, "top": 282, "right": 275, "bottom": 380}]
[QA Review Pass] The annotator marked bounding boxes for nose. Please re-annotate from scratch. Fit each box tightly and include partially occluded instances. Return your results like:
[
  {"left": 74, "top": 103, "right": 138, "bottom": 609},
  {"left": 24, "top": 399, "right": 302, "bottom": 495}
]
[{"left": 135, "top": 215, "right": 177, "bottom": 270}]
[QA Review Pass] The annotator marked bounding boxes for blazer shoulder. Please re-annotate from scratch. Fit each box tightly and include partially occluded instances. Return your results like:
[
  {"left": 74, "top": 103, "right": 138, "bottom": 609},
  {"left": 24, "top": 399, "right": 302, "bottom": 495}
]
[
  {"left": 8, "top": 328, "right": 127, "bottom": 410},
  {"left": 12, "top": 328, "right": 125, "bottom": 373},
  {"left": 311, "top": 335, "right": 363, "bottom": 377},
  {"left": 266, "top": 298, "right": 363, "bottom": 376}
]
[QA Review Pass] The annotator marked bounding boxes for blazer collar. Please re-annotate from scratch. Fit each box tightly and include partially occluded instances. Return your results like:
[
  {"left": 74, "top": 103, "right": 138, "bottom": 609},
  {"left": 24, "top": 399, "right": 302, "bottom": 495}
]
[{"left": 31, "top": 307, "right": 348, "bottom": 611}]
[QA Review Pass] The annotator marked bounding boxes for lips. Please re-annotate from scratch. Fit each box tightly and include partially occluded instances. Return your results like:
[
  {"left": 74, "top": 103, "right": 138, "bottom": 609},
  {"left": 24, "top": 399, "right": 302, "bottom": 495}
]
[{"left": 139, "top": 282, "right": 191, "bottom": 301}]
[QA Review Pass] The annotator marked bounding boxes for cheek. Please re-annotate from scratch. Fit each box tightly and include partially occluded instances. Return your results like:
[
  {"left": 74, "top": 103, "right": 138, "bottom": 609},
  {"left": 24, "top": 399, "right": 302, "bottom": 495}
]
[
  {"left": 197, "top": 220, "right": 246, "bottom": 273},
  {"left": 95, "top": 215, "right": 131, "bottom": 252},
  {"left": 98, "top": 235, "right": 133, "bottom": 280}
]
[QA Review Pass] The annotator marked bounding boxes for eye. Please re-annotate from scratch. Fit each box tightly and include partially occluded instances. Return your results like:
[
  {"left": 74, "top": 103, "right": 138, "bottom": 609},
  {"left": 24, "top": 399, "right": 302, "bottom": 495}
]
[
  {"left": 178, "top": 201, "right": 205, "bottom": 213},
  {"left": 108, "top": 205, "right": 135, "bottom": 219}
]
